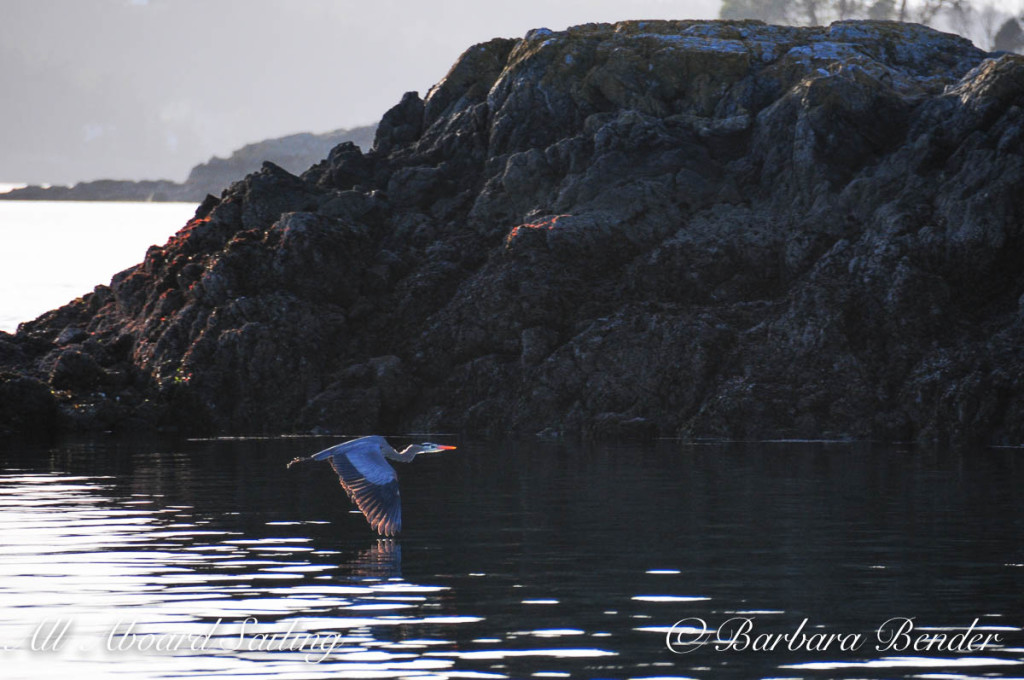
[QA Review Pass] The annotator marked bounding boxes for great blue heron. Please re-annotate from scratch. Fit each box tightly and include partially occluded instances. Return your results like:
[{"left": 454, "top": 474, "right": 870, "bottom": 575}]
[{"left": 287, "top": 435, "right": 456, "bottom": 536}]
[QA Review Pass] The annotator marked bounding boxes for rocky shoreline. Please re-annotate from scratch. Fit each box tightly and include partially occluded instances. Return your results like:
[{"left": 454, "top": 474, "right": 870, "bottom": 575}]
[
  {"left": 0, "top": 126, "right": 375, "bottom": 202},
  {"left": 3, "top": 20, "right": 1024, "bottom": 446}
]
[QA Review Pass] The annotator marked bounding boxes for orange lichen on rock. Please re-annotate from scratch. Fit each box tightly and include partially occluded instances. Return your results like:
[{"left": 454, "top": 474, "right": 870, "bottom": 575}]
[
  {"left": 505, "top": 214, "right": 571, "bottom": 246},
  {"left": 164, "top": 215, "right": 212, "bottom": 250}
]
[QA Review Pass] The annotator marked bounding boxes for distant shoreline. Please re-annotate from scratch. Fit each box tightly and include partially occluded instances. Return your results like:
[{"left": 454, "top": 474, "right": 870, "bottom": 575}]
[{"left": 0, "top": 125, "right": 375, "bottom": 203}]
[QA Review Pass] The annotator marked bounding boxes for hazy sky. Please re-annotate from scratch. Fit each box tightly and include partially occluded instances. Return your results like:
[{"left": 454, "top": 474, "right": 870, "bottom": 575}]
[{"left": 2, "top": 0, "right": 720, "bottom": 185}]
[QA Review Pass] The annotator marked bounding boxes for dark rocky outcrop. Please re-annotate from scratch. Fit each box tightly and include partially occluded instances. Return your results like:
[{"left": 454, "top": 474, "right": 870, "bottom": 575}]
[
  {"left": 0, "top": 126, "right": 376, "bottom": 202},
  {"left": 4, "top": 20, "right": 1024, "bottom": 446}
]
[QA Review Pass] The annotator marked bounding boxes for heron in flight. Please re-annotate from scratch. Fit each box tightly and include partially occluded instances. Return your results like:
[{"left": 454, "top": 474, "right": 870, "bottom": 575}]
[{"left": 287, "top": 435, "right": 456, "bottom": 536}]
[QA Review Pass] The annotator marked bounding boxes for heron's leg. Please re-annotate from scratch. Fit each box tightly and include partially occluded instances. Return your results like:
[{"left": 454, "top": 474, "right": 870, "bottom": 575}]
[{"left": 286, "top": 456, "right": 315, "bottom": 469}]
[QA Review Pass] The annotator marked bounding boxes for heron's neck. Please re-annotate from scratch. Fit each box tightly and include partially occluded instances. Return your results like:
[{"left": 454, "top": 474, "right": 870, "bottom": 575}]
[{"left": 384, "top": 444, "right": 421, "bottom": 463}]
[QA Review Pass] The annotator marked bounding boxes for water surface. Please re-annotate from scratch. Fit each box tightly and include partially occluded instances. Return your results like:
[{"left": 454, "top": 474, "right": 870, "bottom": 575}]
[
  {"left": 0, "top": 200, "right": 196, "bottom": 332},
  {"left": 0, "top": 437, "right": 1021, "bottom": 679}
]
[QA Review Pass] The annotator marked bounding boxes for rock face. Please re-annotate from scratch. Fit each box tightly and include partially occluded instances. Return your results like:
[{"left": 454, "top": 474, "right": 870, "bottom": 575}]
[
  {"left": 3, "top": 20, "right": 1024, "bottom": 446},
  {"left": 0, "top": 126, "right": 376, "bottom": 202}
]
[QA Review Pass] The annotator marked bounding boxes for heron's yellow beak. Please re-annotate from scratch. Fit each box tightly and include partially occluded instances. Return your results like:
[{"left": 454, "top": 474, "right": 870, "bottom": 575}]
[{"left": 436, "top": 445, "right": 457, "bottom": 450}]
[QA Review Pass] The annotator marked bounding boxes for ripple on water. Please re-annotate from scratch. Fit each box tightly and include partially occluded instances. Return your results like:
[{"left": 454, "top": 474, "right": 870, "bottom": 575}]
[{"left": 2, "top": 440, "right": 1024, "bottom": 680}]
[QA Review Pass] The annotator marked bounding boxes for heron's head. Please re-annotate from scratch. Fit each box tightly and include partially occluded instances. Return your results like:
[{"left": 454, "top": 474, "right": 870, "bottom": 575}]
[{"left": 417, "top": 442, "right": 457, "bottom": 455}]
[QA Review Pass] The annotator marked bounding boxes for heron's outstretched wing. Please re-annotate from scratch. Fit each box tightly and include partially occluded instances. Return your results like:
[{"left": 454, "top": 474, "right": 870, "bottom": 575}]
[{"left": 319, "top": 440, "right": 402, "bottom": 536}]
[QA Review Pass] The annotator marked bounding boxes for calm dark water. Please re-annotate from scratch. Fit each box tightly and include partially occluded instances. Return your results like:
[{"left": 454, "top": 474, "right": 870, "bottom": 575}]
[{"left": 0, "top": 436, "right": 1021, "bottom": 679}]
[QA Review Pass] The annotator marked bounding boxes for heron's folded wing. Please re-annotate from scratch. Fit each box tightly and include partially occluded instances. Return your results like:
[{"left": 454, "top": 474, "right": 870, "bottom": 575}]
[{"left": 327, "top": 448, "right": 402, "bottom": 536}]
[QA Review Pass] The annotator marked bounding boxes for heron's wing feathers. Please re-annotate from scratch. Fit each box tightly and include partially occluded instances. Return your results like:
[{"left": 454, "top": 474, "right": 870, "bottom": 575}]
[
  {"left": 311, "top": 435, "right": 388, "bottom": 461},
  {"left": 325, "top": 446, "right": 402, "bottom": 537}
]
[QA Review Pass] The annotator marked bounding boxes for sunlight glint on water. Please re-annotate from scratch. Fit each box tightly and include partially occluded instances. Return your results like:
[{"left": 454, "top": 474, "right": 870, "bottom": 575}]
[
  {"left": 0, "top": 470, "right": 479, "bottom": 679},
  {"left": 0, "top": 200, "right": 197, "bottom": 332},
  {"left": 0, "top": 437, "right": 1022, "bottom": 679}
]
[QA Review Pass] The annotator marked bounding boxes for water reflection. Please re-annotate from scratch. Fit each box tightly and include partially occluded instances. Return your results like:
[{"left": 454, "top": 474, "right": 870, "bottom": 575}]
[
  {"left": 0, "top": 468, "right": 476, "bottom": 679},
  {"left": 343, "top": 539, "right": 403, "bottom": 580},
  {"left": 0, "top": 438, "right": 1021, "bottom": 679}
]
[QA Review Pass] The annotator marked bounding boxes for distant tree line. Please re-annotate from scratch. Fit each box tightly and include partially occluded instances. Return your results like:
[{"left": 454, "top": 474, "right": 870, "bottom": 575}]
[
  {"left": 720, "top": 0, "right": 1024, "bottom": 52},
  {"left": 721, "top": 0, "right": 963, "bottom": 24}
]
